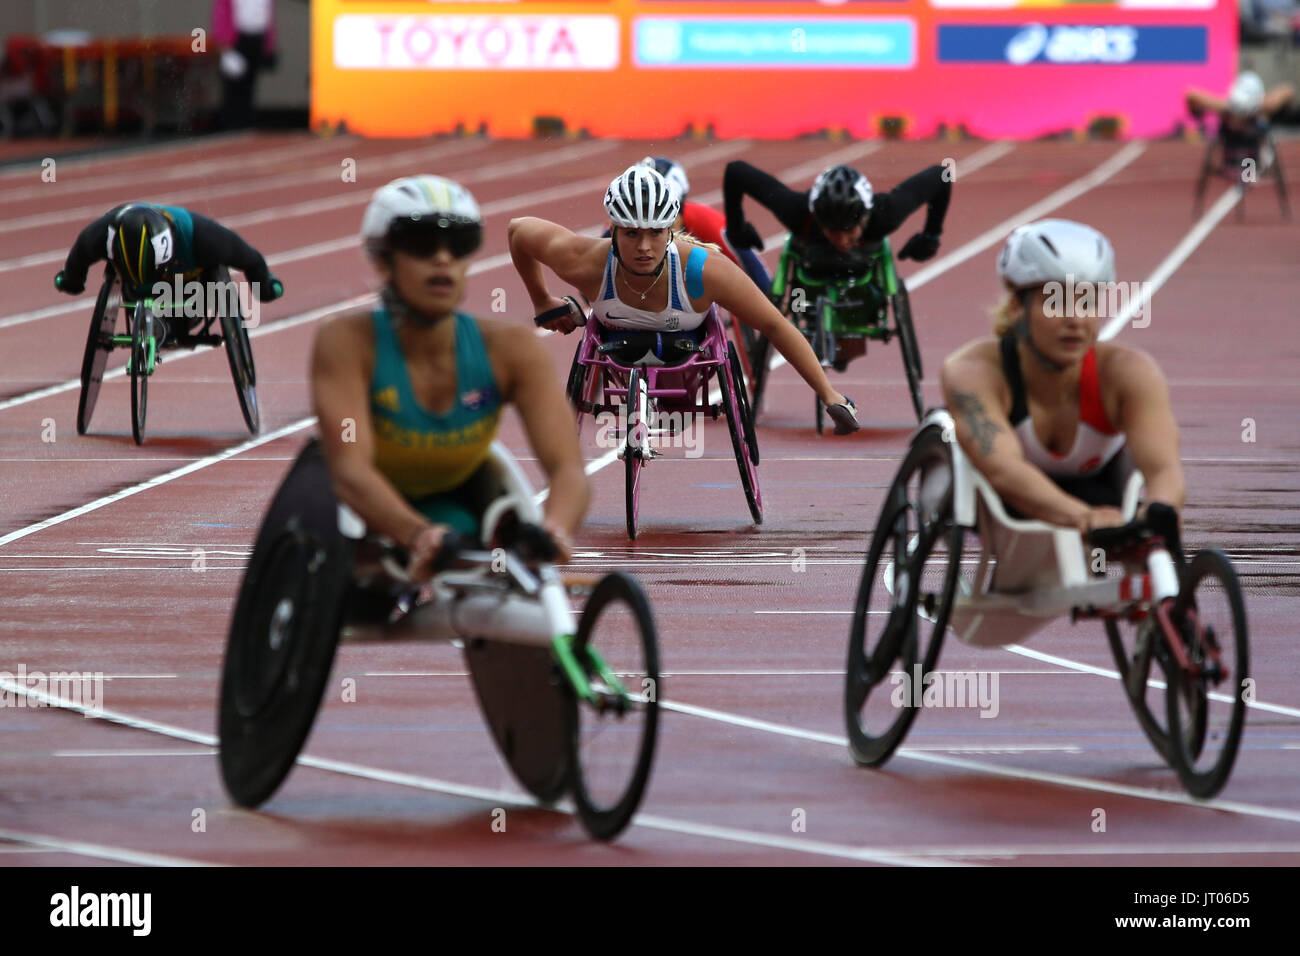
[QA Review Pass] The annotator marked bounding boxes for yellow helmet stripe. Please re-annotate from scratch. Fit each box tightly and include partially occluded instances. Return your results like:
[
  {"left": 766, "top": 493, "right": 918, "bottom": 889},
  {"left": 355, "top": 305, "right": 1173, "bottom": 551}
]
[
  {"left": 137, "top": 226, "right": 147, "bottom": 288},
  {"left": 118, "top": 227, "right": 139, "bottom": 286}
]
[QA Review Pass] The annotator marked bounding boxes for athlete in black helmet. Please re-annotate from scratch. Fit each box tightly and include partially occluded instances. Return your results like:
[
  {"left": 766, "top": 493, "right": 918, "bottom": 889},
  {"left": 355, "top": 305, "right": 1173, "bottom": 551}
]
[
  {"left": 55, "top": 202, "right": 283, "bottom": 307},
  {"left": 723, "top": 160, "right": 952, "bottom": 278}
]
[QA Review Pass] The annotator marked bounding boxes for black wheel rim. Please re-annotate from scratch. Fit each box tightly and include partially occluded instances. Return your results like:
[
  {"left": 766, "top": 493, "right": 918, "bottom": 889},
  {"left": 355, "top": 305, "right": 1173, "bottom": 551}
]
[
  {"left": 568, "top": 572, "right": 660, "bottom": 841},
  {"left": 1164, "top": 550, "right": 1249, "bottom": 798},
  {"left": 846, "top": 429, "right": 960, "bottom": 766}
]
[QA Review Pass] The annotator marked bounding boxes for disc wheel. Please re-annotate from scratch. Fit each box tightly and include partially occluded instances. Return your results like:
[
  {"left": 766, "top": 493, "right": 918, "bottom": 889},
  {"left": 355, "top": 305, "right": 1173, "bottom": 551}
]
[
  {"left": 845, "top": 425, "right": 962, "bottom": 766},
  {"left": 218, "top": 441, "right": 354, "bottom": 808},
  {"left": 567, "top": 572, "right": 660, "bottom": 841},
  {"left": 129, "top": 302, "right": 149, "bottom": 446},
  {"left": 892, "top": 283, "right": 925, "bottom": 421},
  {"left": 1164, "top": 549, "right": 1249, "bottom": 799},
  {"left": 717, "top": 351, "right": 762, "bottom": 525},
  {"left": 77, "top": 276, "right": 120, "bottom": 435}
]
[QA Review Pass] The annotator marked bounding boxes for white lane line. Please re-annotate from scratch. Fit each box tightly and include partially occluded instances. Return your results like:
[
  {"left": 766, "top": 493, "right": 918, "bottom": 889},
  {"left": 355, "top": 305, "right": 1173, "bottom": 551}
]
[
  {"left": 0, "top": 137, "right": 499, "bottom": 235},
  {"left": 0, "top": 671, "right": 954, "bottom": 866},
  {"left": 0, "top": 828, "right": 217, "bottom": 867},
  {"left": 660, "top": 698, "right": 1300, "bottom": 824},
  {"left": 1002, "top": 643, "right": 1300, "bottom": 720},
  {"left": 951, "top": 140, "right": 1017, "bottom": 176},
  {"left": 1099, "top": 184, "right": 1241, "bottom": 341},
  {"left": 0, "top": 133, "right": 361, "bottom": 205},
  {"left": 0, "top": 130, "right": 259, "bottom": 181},
  {"left": 53, "top": 749, "right": 217, "bottom": 757},
  {"left": 0, "top": 417, "right": 316, "bottom": 548},
  {"left": 880, "top": 842, "right": 1300, "bottom": 859}
]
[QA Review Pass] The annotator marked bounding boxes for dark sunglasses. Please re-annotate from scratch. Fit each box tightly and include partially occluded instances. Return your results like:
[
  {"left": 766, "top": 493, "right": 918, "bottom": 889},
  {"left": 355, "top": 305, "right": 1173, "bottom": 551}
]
[{"left": 386, "top": 216, "right": 482, "bottom": 259}]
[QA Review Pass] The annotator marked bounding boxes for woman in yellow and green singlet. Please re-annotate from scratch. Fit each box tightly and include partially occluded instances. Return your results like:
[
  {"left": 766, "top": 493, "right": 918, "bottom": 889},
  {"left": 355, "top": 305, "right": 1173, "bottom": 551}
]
[{"left": 310, "top": 175, "right": 589, "bottom": 579}]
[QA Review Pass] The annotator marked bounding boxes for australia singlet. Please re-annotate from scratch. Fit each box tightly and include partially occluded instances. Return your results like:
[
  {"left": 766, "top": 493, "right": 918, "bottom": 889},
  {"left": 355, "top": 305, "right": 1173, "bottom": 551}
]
[{"left": 369, "top": 307, "right": 502, "bottom": 533}]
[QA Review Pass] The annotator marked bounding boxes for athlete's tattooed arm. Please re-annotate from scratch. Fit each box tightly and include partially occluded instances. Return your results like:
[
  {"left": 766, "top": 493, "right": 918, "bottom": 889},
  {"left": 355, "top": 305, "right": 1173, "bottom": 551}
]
[{"left": 950, "top": 390, "right": 1002, "bottom": 456}]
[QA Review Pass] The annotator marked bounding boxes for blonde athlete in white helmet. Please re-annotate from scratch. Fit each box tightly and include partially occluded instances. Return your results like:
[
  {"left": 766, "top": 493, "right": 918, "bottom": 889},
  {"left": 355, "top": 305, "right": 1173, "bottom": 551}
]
[
  {"left": 941, "top": 219, "right": 1186, "bottom": 537},
  {"left": 508, "top": 164, "right": 861, "bottom": 433},
  {"left": 311, "top": 174, "right": 590, "bottom": 581}
]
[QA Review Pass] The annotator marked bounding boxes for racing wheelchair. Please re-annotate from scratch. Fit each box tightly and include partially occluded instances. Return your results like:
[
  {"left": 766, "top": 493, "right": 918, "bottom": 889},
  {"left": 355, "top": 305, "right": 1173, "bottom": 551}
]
[
  {"left": 563, "top": 303, "right": 761, "bottom": 539},
  {"left": 844, "top": 409, "right": 1250, "bottom": 799},
  {"left": 1193, "top": 115, "right": 1290, "bottom": 221},
  {"left": 747, "top": 234, "right": 924, "bottom": 431},
  {"left": 218, "top": 438, "right": 660, "bottom": 841},
  {"left": 76, "top": 263, "right": 258, "bottom": 445}
]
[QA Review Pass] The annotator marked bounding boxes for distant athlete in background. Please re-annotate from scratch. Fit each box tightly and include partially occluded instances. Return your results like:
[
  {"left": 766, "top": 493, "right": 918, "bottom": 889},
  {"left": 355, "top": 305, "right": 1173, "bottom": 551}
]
[
  {"left": 55, "top": 203, "right": 283, "bottom": 341},
  {"left": 723, "top": 160, "right": 952, "bottom": 280}
]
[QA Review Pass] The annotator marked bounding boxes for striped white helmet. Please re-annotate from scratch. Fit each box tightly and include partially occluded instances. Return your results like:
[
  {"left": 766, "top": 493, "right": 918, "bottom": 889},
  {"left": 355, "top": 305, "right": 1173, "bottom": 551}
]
[
  {"left": 640, "top": 156, "right": 690, "bottom": 202},
  {"left": 361, "top": 175, "right": 482, "bottom": 256},
  {"left": 1228, "top": 72, "right": 1265, "bottom": 117},
  {"left": 604, "top": 164, "right": 680, "bottom": 229},
  {"left": 998, "top": 219, "right": 1115, "bottom": 289}
]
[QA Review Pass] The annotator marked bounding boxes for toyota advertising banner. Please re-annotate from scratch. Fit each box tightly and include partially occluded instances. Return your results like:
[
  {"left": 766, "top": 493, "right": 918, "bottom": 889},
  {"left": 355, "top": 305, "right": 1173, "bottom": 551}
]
[{"left": 310, "top": 0, "right": 1237, "bottom": 138}]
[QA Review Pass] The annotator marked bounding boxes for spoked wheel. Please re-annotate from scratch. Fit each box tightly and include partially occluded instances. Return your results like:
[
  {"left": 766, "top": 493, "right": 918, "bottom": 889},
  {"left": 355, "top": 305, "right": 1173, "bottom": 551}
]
[
  {"left": 717, "top": 350, "right": 762, "bottom": 525},
  {"left": 892, "top": 284, "right": 925, "bottom": 422},
  {"left": 77, "top": 276, "right": 120, "bottom": 435},
  {"left": 219, "top": 269, "right": 259, "bottom": 434},
  {"left": 624, "top": 368, "right": 646, "bottom": 540},
  {"left": 1163, "top": 549, "right": 1249, "bottom": 799},
  {"left": 219, "top": 441, "right": 354, "bottom": 808},
  {"left": 727, "top": 342, "right": 759, "bottom": 466},
  {"left": 567, "top": 572, "right": 660, "bottom": 841},
  {"left": 1104, "top": 613, "right": 1177, "bottom": 764},
  {"left": 845, "top": 426, "right": 963, "bottom": 766},
  {"left": 129, "top": 302, "right": 150, "bottom": 446}
]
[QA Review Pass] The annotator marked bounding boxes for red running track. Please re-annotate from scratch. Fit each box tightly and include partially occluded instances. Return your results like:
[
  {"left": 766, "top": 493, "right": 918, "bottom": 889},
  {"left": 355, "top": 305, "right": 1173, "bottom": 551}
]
[{"left": 1, "top": 132, "right": 1298, "bottom": 866}]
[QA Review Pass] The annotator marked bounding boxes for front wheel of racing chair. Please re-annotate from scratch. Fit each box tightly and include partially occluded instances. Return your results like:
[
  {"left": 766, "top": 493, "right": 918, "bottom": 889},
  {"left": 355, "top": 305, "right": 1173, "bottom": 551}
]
[
  {"left": 1163, "top": 548, "right": 1250, "bottom": 799},
  {"left": 624, "top": 367, "right": 647, "bottom": 540},
  {"left": 845, "top": 423, "right": 965, "bottom": 766},
  {"left": 129, "top": 301, "right": 151, "bottom": 445},
  {"left": 216, "top": 265, "right": 259, "bottom": 434},
  {"left": 892, "top": 283, "right": 925, "bottom": 422},
  {"left": 1192, "top": 136, "right": 1219, "bottom": 219},
  {"left": 77, "top": 267, "right": 121, "bottom": 435},
  {"left": 718, "top": 343, "right": 762, "bottom": 525},
  {"left": 566, "top": 571, "right": 661, "bottom": 840}
]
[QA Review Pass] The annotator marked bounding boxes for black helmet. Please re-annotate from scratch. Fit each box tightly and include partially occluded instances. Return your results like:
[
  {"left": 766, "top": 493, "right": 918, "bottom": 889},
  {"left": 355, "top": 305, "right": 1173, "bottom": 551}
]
[
  {"left": 108, "top": 204, "right": 176, "bottom": 291},
  {"left": 809, "top": 165, "right": 873, "bottom": 231}
]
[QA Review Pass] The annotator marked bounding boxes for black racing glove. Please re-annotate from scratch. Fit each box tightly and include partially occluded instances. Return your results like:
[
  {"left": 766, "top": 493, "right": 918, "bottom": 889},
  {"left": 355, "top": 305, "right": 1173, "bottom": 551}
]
[
  {"left": 257, "top": 275, "right": 284, "bottom": 302},
  {"left": 898, "top": 232, "right": 941, "bottom": 262},
  {"left": 54, "top": 270, "right": 84, "bottom": 295},
  {"left": 726, "top": 222, "right": 763, "bottom": 253}
]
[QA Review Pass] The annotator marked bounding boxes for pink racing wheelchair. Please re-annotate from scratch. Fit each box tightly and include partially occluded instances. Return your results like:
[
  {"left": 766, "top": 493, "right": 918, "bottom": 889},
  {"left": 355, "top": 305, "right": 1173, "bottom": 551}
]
[{"left": 559, "top": 300, "right": 761, "bottom": 539}]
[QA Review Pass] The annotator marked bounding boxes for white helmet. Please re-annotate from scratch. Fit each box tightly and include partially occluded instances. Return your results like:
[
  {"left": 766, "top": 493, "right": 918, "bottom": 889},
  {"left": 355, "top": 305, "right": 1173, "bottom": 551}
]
[
  {"left": 604, "top": 164, "right": 680, "bottom": 229},
  {"left": 998, "top": 219, "right": 1115, "bottom": 289},
  {"left": 640, "top": 156, "right": 690, "bottom": 203},
  {"left": 1228, "top": 72, "right": 1266, "bottom": 117},
  {"left": 361, "top": 175, "right": 482, "bottom": 257}
]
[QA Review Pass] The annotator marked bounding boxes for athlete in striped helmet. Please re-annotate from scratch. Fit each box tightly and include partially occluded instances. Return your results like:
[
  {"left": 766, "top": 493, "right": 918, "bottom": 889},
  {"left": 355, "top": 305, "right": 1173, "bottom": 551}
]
[
  {"left": 507, "top": 165, "right": 860, "bottom": 433},
  {"left": 55, "top": 202, "right": 282, "bottom": 303}
]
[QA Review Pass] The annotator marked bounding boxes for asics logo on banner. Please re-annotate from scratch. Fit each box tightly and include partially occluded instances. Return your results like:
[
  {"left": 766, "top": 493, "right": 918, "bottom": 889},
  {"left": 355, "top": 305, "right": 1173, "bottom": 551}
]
[{"left": 1005, "top": 25, "right": 1137, "bottom": 65}]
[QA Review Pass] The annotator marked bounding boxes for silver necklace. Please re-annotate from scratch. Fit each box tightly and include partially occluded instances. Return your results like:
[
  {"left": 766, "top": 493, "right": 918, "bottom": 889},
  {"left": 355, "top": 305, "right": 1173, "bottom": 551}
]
[{"left": 619, "top": 261, "right": 665, "bottom": 302}]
